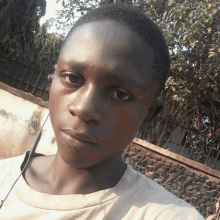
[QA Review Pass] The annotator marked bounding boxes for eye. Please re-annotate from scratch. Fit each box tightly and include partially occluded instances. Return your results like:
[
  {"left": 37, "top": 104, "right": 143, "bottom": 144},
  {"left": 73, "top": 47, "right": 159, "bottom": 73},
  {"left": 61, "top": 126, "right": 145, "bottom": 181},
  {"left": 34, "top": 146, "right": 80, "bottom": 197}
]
[
  {"left": 61, "top": 72, "right": 84, "bottom": 85},
  {"left": 110, "top": 90, "right": 132, "bottom": 101}
]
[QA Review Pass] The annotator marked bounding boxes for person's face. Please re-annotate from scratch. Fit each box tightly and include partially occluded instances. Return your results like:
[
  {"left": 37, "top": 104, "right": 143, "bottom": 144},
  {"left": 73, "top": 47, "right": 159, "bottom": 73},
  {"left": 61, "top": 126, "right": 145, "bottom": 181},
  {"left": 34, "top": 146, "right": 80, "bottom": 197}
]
[{"left": 49, "top": 20, "right": 159, "bottom": 168}]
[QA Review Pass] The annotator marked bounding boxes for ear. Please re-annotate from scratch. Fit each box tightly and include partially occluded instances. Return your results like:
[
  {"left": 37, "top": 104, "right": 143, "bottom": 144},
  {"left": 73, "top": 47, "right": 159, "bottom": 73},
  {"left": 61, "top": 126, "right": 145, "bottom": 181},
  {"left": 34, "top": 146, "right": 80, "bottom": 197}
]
[
  {"left": 54, "top": 64, "right": 57, "bottom": 70},
  {"left": 140, "top": 100, "right": 165, "bottom": 129}
]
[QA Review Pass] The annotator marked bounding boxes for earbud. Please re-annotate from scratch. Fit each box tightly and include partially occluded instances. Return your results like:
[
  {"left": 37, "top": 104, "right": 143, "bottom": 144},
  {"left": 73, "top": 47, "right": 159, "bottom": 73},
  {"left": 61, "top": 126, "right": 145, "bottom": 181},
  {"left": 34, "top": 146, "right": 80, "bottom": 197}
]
[
  {"left": 48, "top": 64, "right": 57, "bottom": 83},
  {"left": 48, "top": 73, "right": 54, "bottom": 83}
]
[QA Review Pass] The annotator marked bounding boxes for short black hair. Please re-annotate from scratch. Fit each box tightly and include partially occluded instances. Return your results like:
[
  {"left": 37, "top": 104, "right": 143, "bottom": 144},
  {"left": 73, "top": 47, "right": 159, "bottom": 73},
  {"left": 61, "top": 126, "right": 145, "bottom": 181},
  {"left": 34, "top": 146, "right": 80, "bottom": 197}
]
[{"left": 62, "top": 3, "right": 170, "bottom": 95}]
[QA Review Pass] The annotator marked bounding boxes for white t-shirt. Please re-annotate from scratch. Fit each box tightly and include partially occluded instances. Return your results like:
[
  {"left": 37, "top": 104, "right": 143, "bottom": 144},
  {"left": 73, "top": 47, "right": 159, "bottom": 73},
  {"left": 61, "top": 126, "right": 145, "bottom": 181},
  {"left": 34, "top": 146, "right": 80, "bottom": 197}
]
[{"left": 0, "top": 152, "right": 205, "bottom": 220}]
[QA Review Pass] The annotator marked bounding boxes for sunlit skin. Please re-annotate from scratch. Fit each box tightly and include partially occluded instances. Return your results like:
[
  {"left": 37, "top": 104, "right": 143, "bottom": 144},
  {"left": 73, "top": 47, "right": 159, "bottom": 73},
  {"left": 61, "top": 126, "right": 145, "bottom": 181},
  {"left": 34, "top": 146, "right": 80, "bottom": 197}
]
[{"left": 23, "top": 20, "right": 164, "bottom": 195}]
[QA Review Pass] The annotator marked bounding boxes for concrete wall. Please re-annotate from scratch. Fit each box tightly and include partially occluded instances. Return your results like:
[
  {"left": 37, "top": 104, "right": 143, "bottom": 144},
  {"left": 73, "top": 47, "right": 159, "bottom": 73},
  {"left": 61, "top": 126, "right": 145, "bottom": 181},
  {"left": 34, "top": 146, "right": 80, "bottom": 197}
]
[
  {"left": 123, "top": 138, "right": 220, "bottom": 219},
  {"left": 0, "top": 83, "right": 57, "bottom": 158}
]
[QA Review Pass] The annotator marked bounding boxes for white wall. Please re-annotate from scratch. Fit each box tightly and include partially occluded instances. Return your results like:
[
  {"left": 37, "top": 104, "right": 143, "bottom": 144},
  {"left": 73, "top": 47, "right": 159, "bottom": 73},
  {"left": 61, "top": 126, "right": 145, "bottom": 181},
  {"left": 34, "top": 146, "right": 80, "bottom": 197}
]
[{"left": 0, "top": 88, "right": 57, "bottom": 159}]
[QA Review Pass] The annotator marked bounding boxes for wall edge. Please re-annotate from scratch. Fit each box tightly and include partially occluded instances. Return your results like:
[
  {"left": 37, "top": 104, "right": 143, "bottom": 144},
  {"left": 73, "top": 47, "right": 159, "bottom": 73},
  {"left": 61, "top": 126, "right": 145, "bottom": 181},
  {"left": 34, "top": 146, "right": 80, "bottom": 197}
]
[
  {"left": 0, "top": 82, "right": 48, "bottom": 109},
  {"left": 132, "top": 137, "right": 220, "bottom": 179}
]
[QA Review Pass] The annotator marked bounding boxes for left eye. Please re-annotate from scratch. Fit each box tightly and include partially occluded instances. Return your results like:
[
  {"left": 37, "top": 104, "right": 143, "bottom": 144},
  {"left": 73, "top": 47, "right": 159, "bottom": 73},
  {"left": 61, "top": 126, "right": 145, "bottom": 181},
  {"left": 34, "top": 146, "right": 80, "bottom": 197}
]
[{"left": 110, "top": 90, "right": 131, "bottom": 101}]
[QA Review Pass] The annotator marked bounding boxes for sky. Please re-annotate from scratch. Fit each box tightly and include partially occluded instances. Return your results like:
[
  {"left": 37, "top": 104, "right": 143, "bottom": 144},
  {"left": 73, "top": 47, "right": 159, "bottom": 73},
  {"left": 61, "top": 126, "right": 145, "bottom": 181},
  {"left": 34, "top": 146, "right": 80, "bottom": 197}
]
[
  {"left": 39, "top": 0, "right": 83, "bottom": 36},
  {"left": 39, "top": 0, "right": 64, "bottom": 34}
]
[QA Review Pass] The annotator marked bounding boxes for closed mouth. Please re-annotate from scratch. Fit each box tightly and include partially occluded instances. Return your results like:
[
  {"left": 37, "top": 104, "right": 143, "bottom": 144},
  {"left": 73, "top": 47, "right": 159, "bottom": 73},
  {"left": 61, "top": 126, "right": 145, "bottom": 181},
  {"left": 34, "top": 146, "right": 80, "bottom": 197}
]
[{"left": 61, "top": 129, "right": 97, "bottom": 144}]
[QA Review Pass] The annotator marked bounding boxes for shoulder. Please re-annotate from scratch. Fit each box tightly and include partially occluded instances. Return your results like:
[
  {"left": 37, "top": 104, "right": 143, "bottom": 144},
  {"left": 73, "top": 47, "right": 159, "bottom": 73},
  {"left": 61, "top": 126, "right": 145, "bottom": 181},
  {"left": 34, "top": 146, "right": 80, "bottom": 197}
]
[
  {"left": 0, "top": 156, "right": 16, "bottom": 176},
  {"left": 0, "top": 155, "right": 21, "bottom": 198},
  {"left": 0, "top": 153, "right": 28, "bottom": 184},
  {"left": 126, "top": 165, "right": 205, "bottom": 220}
]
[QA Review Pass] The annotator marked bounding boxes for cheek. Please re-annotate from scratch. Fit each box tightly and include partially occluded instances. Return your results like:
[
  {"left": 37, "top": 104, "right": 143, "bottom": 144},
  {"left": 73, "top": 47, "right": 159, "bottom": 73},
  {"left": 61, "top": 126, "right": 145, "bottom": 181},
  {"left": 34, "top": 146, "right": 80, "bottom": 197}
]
[
  {"left": 106, "top": 105, "right": 148, "bottom": 144},
  {"left": 119, "top": 105, "right": 147, "bottom": 128}
]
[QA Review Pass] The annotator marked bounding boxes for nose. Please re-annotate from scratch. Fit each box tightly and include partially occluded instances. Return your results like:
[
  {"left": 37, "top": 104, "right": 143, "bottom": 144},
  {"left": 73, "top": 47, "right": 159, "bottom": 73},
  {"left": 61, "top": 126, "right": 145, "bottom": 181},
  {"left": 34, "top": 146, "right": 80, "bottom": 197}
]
[{"left": 68, "top": 85, "right": 102, "bottom": 125}]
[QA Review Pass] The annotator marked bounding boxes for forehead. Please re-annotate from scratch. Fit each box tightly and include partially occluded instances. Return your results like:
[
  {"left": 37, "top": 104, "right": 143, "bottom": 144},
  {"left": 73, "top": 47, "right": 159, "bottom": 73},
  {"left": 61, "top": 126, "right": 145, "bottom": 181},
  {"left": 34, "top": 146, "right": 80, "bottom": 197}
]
[
  {"left": 59, "top": 20, "right": 156, "bottom": 90},
  {"left": 62, "top": 20, "right": 143, "bottom": 55}
]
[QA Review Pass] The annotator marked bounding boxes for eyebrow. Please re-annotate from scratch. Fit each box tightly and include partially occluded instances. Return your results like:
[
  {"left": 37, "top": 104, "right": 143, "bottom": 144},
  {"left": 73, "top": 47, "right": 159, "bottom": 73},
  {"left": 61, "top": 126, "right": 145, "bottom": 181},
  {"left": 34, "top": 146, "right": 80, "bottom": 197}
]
[
  {"left": 58, "top": 60, "right": 87, "bottom": 71},
  {"left": 107, "top": 73, "right": 145, "bottom": 90}
]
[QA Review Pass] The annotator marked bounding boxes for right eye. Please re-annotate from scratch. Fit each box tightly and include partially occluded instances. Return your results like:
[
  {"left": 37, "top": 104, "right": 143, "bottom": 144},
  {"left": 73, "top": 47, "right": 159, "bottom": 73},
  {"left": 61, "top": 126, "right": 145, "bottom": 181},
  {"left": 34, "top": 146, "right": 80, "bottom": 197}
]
[{"left": 61, "top": 72, "right": 84, "bottom": 85}]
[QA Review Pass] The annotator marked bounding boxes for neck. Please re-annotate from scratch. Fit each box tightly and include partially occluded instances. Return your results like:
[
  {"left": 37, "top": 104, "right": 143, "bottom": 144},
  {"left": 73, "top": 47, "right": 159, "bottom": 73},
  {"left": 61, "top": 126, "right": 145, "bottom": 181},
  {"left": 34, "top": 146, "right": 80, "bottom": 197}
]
[{"left": 44, "top": 153, "right": 127, "bottom": 195}]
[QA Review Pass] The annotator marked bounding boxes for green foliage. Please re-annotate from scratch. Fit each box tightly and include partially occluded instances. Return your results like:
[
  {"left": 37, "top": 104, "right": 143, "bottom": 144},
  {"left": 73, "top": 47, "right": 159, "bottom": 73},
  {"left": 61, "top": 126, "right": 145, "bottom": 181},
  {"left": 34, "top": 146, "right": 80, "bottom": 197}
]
[
  {"left": 0, "top": 0, "right": 63, "bottom": 71},
  {"left": 0, "top": 0, "right": 47, "bottom": 56},
  {"left": 30, "top": 23, "right": 63, "bottom": 70},
  {"left": 159, "top": 0, "right": 219, "bottom": 106},
  {"left": 148, "top": 0, "right": 219, "bottom": 158},
  {"left": 156, "top": 0, "right": 220, "bottom": 143}
]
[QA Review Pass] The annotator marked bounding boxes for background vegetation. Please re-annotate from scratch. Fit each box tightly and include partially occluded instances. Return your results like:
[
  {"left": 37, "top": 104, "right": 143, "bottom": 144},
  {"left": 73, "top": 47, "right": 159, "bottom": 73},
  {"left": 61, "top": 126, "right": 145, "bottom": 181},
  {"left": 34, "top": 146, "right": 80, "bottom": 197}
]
[{"left": 0, "top": 0, "right": 63, "bottom": 70}]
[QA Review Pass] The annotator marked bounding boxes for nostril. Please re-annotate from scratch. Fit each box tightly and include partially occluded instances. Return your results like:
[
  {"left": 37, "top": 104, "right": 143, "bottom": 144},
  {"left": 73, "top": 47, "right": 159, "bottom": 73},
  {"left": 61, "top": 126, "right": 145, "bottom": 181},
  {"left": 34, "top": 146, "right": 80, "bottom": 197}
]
[
  {"left": 69, "top": 110, "right": 75, "bottom": 117},
  {"left": 69, "top": 107, "right": 102, "bottom": 125}
]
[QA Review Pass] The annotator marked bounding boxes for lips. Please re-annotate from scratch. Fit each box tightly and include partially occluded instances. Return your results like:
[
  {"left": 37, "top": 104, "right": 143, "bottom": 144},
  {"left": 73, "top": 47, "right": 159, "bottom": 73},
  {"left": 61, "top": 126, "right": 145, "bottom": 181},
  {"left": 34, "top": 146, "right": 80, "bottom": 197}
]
[{"left": 61, "top": 128, "right": 97, "bottom": 144}]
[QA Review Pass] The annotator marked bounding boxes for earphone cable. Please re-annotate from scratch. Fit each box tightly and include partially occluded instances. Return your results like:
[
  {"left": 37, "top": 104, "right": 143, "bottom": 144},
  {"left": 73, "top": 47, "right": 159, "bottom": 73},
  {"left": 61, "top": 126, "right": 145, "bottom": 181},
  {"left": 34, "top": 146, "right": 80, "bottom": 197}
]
[{"left": 0, "top": 113, "right": 50, "bottom": 209}]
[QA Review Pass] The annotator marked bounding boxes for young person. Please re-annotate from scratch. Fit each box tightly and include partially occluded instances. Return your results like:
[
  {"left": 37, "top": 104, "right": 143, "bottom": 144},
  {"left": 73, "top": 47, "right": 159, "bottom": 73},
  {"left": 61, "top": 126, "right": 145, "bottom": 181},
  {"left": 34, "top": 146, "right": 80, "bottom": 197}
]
[{"left": 0, "top": 3, "right": 204, "bottom": 219}]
